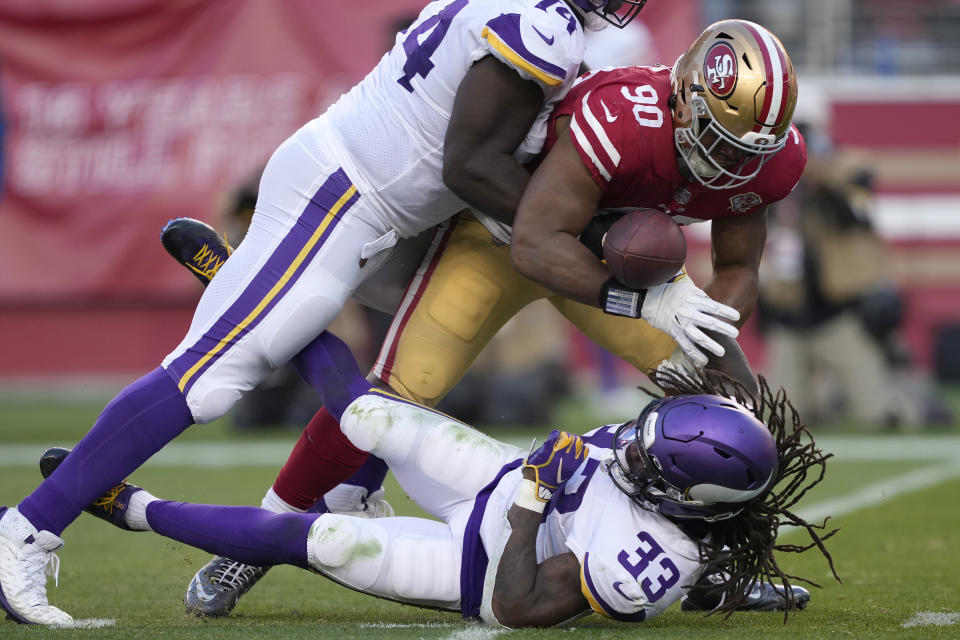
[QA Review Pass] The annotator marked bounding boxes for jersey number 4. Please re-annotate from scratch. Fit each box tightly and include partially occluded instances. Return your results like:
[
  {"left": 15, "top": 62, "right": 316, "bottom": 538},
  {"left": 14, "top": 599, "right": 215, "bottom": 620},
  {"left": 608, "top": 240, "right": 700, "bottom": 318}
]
[{"left": 397, "top": 0, "right": 469, "bottom": 93}]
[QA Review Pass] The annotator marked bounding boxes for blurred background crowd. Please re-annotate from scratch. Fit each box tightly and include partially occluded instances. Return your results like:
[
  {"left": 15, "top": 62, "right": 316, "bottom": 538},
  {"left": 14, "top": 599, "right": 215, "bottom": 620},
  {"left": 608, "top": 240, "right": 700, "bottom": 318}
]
[{"left": 1, "top": 0, "right": 958, "bottom": 433}]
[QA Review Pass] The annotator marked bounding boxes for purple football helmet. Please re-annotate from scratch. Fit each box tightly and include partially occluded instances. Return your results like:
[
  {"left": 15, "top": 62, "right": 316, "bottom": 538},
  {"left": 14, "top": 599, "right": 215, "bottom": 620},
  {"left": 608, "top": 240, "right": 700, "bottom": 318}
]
[
  {"left": 608, "top": 395, "right": 778, "bottom": 522},
  {"left": 569, "top": 0, "right": 647, "bottom": 30}
]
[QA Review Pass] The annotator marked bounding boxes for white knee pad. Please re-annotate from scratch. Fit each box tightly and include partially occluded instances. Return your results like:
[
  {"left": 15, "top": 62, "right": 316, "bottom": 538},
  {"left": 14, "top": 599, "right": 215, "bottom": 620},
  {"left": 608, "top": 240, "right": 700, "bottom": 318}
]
[
  {"left": 307, "top": 514, "right": 388, "bottom": 591},
  {"left": 339, "top": 395, "right": 420, "bottom": 458}
]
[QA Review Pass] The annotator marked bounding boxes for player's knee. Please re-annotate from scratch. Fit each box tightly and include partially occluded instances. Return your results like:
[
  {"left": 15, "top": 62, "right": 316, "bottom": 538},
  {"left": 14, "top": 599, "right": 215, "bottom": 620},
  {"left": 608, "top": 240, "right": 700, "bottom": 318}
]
[
  {"left": 339, "top": 396, "right": 419, "bottom": 459},
  {"left": 307, "top": 513, "right": 360, "bottom": 569},
  {"left": 383, "top": 373, "right": 444, "bottom": 407},
  {"left": 188, "top": 386, "right": 242, "bottom": 424},
  {"left": 307, "top": 514, "right": 388, "bottom": 591}
]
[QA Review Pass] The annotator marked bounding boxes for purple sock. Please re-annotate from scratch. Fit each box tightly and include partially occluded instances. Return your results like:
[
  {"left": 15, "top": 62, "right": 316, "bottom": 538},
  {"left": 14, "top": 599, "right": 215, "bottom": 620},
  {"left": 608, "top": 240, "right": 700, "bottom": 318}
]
[
  {"left": 290, "top": 331, "right": 370, "bottom": 421},
  {"left": 147, "top": 501, "right": 317, "bottom": 569},
  {"left": 18, "top": 367, "right": 193, "bottom": 535},
  {"left": 343, "top": 455, "right": 389, "bottom": 494}
]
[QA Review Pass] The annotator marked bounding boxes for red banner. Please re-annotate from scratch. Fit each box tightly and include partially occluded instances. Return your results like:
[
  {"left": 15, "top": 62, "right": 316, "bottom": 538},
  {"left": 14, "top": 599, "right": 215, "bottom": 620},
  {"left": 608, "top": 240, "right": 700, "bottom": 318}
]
[{"left": 0, "top": 0, "right": 428, "bottom": 303}]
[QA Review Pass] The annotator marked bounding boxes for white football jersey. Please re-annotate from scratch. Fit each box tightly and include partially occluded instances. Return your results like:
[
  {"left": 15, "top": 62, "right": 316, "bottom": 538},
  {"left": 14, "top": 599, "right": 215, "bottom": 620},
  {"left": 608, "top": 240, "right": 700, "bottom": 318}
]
[
  {"left": 477, "top": 424, "right": 705, "bottom": 625},
  {"left": 306, "top": 0, "right": 585, "bottom": 238}
]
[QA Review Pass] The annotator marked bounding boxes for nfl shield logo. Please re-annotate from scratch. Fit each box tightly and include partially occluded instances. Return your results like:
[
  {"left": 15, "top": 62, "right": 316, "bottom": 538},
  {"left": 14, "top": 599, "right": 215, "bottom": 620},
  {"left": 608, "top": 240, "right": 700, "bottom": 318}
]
[{"left": 729, "top": 192, "right": 762, "bottom": 213}]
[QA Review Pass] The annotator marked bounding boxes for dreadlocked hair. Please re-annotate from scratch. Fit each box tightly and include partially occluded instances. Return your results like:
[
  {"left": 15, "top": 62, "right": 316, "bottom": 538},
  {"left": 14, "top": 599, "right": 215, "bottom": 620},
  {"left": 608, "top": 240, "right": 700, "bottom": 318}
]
[{"left": 648, "top": 368, "right": 841, "bottom": 621}]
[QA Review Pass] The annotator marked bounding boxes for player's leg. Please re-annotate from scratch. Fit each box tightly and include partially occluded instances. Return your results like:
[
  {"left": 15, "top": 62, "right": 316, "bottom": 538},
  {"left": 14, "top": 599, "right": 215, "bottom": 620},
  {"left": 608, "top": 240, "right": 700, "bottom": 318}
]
[
  {"left": 372, "top": 214, "right": 540, "bottom": 405},
  {"left": 550, "top": 295, "right": 678, "bottom": 378},
  {"left": 272, "top": 215, "right": 539, "bottom": 508},
  {"left": 150, "top": 499, "right": 465, "bottom": 611},
  {"left": 290, "top": 329, "right": 524, "bottom": 520},
  {"left": 0, "top": 130, "right": 389, "bottom": 624},
  {"left": 61, "top": 474, "right": 465, "bottom": 615}
]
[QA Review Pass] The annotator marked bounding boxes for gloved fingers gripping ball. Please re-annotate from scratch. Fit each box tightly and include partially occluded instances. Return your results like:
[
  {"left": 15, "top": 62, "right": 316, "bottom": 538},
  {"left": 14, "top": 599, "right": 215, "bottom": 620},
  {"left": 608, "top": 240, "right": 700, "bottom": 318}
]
[{"left": 515, "top": 430, "right": 588, "bottom": 512}]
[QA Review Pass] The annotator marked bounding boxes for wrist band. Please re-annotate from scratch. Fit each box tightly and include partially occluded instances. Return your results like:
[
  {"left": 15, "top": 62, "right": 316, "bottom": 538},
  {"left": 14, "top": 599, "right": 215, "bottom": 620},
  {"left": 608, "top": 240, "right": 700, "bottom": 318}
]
[
  {"left": 514, "top": 479, "right": 546, "bottom": 513},
  {"left": 600, "top": 277, "right": 646, "bottom": 318}
]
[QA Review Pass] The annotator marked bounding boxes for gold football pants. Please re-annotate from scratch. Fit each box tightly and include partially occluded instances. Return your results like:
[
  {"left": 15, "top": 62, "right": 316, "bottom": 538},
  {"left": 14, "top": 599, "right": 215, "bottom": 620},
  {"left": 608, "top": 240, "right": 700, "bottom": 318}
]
[{"left": 371, "top": 215, "right": 677, "bottom": 407}]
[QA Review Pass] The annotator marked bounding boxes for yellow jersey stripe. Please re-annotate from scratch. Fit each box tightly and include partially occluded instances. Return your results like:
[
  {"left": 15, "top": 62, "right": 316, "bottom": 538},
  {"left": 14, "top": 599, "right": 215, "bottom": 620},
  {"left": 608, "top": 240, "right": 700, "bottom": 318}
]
[
  {"left": 481, "top": 27, "right": 564, "bottom": 87},
  {"left": 177, "top": 185, "right": 357, "bottom": 392},
  {"left": 367, "top": 387, "right": 464, "bottom": 424},
  {"left": 580, "top": 561, "right": 612, "bottom": 617}
]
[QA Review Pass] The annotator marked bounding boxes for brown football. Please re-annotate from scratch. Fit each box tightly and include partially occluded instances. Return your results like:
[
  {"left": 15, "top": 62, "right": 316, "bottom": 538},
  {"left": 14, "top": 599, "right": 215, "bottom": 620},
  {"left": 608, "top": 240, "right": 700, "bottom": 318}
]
[{"left": 602, "top": 209, "right": 687, "bottom": 288}]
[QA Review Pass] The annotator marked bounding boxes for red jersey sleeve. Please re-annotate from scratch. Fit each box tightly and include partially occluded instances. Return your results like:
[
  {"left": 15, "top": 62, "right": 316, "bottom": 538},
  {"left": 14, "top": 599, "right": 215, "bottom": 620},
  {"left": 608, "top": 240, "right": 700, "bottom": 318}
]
[{"left": 567, "top": 81, "right": 631, "bottom": 189}]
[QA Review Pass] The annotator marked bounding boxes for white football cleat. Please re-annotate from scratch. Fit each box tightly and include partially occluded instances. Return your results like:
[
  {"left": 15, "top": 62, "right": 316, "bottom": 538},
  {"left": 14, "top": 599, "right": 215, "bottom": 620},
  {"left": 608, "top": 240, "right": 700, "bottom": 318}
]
[{"left": 0, "top": 507, "right": 73, "bottom": 625}]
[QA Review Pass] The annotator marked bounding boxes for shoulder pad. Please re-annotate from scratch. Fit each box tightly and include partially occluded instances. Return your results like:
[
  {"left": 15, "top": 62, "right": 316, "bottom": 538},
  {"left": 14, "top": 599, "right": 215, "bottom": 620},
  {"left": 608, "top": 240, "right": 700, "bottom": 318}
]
[{"left": 481, "top": 6, "right": 583, "bottom": 90}]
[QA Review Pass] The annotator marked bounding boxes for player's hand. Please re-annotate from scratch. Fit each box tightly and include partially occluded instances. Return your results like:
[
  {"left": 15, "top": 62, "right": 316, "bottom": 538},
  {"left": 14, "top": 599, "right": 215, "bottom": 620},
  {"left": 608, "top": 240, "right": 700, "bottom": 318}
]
[
  {"left": 641, "top": 270, "right": 739, "bottom": 367},
  {"left": 652, "top": 347, "right": 699, "bottom": 394},
  {"left": 522, "top": 430, "right": 589, "bottom": 502}
]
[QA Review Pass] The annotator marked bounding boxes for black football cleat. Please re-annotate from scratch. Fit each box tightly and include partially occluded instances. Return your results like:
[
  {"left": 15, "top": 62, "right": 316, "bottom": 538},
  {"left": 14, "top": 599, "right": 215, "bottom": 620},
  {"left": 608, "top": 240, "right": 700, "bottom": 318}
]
[
  {"left": 183, "top": 556, "right": 270, "bottom": 617},
  {"left": 39, "top": 447, "right": 143, "bottom": 532},
  {"left": 681, "top": 573, "right": 811, "bottom": 612},
  {"left": 160, "top": 218, "right": 233, "bottom": 286}
]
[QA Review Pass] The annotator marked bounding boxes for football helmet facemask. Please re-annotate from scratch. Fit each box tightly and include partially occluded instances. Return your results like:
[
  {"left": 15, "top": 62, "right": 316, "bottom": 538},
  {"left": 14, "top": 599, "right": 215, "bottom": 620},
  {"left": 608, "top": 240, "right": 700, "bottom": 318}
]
[
  {"left": 607, "top": 394, "right": 778, "bottom": 522},
  {"left": 569, "top": 0, "right": 647, "bottom": 31},
  {"left": 670, "top": 19, "right": 798, "bottom": 189}
]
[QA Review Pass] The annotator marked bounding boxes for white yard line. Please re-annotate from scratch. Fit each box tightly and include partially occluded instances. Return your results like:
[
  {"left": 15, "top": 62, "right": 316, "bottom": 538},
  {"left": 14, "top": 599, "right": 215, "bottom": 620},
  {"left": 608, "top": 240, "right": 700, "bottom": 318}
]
[
  {"left": 437, "top": 627, "right": 505, "bottom": 640},
  {"left": 791, "top": 462, "right": 960, "bottom": 527},
  {"left": 902, "top": 611, "right": 959, "bottom": 628},
  {"left": 51, "top": 618, "right": 117, "bottom": 629}
]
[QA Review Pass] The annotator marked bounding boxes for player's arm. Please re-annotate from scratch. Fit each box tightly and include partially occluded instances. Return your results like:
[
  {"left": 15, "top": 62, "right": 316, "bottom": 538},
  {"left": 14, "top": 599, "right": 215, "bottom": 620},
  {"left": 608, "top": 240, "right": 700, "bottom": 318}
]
[
  {"left": 704, "top": 206, "right": 768, "bottom": 326},
  {"left": 492, "top": 507, "right": 590, "bottom": 627},
  {"left": 492, "top": 431, "right": 592, "bottom": 627},
  {"left": 510, "top": 116, "right": 609, "bottom": 307},
  {"left": 443, "top": 56, "right": 544, "bottom": 225}
]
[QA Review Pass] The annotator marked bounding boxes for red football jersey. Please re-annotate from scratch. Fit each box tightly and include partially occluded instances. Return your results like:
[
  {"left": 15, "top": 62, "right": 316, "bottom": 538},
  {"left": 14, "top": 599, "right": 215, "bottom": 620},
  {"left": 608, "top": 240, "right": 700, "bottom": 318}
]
[{"left": 543, "top": 65, "right": 807, "bottom": 222}]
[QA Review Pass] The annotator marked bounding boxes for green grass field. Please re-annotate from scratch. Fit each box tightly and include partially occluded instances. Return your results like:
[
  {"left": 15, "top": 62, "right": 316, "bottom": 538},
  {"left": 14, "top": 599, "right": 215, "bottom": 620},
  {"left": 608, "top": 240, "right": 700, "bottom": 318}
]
[{"left": 1, "top": 395, "right": 959, "bottom": 639}]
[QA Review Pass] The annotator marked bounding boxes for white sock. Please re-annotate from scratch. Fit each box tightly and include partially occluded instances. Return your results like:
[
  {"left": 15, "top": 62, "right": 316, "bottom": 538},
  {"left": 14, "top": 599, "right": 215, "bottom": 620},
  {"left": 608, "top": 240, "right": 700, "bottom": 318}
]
[
  {"left": 260, "top": 487, "right": 306, "bottom": 514},
  {"left": 323, "top": 484, "right": 367, "bottom": 514},
  {"left": 124, "top": 489, "right": 159, "bottom": 531}
]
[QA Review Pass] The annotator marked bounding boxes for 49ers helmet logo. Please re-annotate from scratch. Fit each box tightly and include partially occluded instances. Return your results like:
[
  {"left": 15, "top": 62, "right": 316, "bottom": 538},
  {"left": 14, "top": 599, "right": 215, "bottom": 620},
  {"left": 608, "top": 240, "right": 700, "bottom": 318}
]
[{"left": 704, "top": 42, "right": 738, "bottom": 99}]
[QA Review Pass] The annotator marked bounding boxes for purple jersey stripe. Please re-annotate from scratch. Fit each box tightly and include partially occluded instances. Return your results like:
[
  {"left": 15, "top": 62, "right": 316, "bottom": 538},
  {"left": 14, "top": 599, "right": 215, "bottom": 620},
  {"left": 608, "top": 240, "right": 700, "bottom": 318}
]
[
  {"left": 167, "top": 169, "right": 359, "bottom": 394},
  {"left": 582, "top": 552, "right": 648, "bottom": 622},
  {"left": 484, "top": 14, "right": 567, "bottom": 84},
  {"left": 459, "top": 458, "right": 523, "bottom": 619}
]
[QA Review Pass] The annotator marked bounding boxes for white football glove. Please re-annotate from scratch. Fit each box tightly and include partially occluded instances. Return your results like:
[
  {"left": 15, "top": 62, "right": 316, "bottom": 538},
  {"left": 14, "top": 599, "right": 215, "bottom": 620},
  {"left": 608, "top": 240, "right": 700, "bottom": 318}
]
[
  {"left": 653, "top": 347, "right": 699, "bottom": 388},
  {"left": 641, "top": 271, "right": 740, "bottom": 367}
]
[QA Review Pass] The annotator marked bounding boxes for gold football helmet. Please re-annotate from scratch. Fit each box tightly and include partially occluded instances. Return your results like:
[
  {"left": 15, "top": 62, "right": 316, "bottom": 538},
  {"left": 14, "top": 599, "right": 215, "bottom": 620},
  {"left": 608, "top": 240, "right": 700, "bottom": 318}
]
[{"left": 671, "top": 20, "right": 798, "bottom": 189}]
